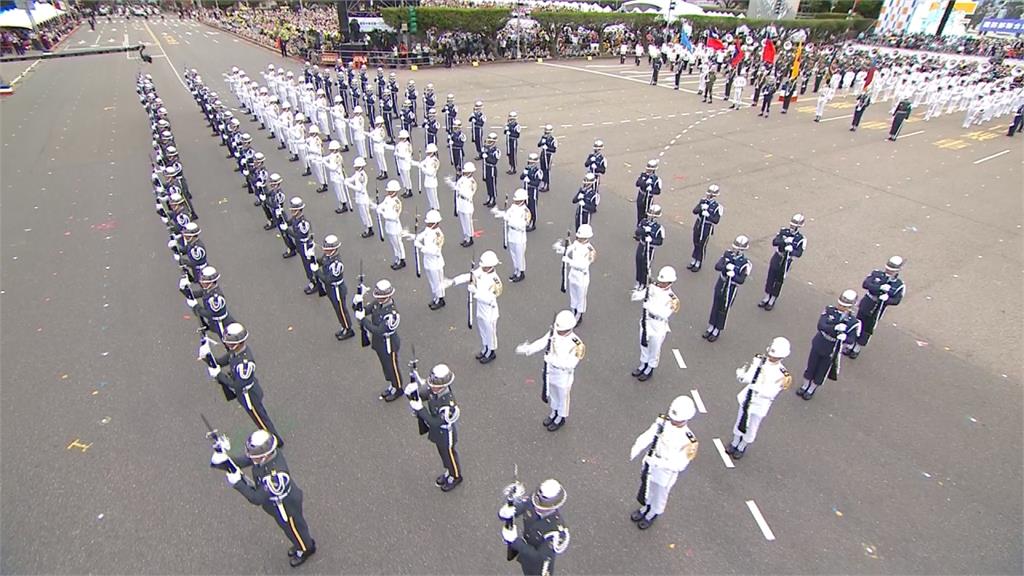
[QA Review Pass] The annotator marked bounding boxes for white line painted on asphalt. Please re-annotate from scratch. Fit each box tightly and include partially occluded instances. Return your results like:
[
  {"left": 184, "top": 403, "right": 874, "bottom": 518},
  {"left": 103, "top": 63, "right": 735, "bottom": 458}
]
[
  {"left": 713, "top": 438, "right": 735, "bottom": 469},
  {"left": 973, "top": 149, "right": 1010, "bottom": 164},
  {"left": 143, "top": 21, "right": 186, "bottom": 90},
  {"left": 820, "top": 113, "right": 853, "bottom": 123},
  {"left": 690, "top": 390, "right": 706, "bottom": 413},
  {"left": 746, "top": 500, "right": 776, "bottom": 541},
  {"left": 538, "top": 62, "right": 700, "bottom": 95},
  {"left": 212, "top": 38, "right": 219, "bottom": 44},
  {"left": 581, "top": 122, "right": 594, "bottom": 127},
  {"left": 672, "top": 348, "right": 687, "bottom": 369},
  {"left": 898, "top": 129, "right": 925, "bottom": 140},
  {"left": 11, "top": 59, "right": 41, "bottom": 85}
]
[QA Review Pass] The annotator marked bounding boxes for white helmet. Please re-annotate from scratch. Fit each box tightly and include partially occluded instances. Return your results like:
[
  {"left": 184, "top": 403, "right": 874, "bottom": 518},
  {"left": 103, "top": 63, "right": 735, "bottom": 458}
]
[
  {"left": 554, "top": 310, "right": 577, "bottom": 331},
  {"left": 328, "top": 140, "right": 341, "bottom": 151},
  {"left": 309, "top": 125, "right": 320, "bottom": 134},
  {"left": 885, "top": 256, "right": 904, "bottom": 272},
  {"left": 732, "top": 235, "right": 750, "bottom": 250},
  {"left": 839, "top": 289, "right": 857, "bottom": 307},
  {"left": 354, "top": 157, "right": 367, "bottom": 168},
  {"left": 462, "top": 161, "right": 476, "bottom": 173},
  {"left": 668, "top": 395, "right": 697, "bottom": 422},
  {"left": 532, "top": 479, "right": 566, "bottom": 511},
  {"left": 385, "top": 179, "right": 401, "bottom": 193},
  {"left": 424, "top": 209, "right": 442, "bottom": 224},
  {"left": 425, "top": 143, "right": 439, "bottom": 154},
  {"left": 576, "top": 224, "right": 593, "bottom": 239},
  {"left": 657, "top": 266, "right": 677, "bottom": 283},
  {"left": 428, "top": 363, "right": 454, "bottom": 388},
  {"left": 398, "top": 129, "right": 409, "bottom": 139},
  {"left": 353, "top": 106, "right": 363, "bottom": 114},
  {"left": 767, "top": 337, "right": 791, "bottom": 359},
  {"left": 512, "top": 188, "right": 528, "bottom": 202},
  {"left": 374, "top": 279, "right": 395, "bottom": 298},
  {"left": 374, "top": 116, "right": 385, "bottom": 125},
  {"left": 479, "top": 250, "right": 500, "bottom": 268}
]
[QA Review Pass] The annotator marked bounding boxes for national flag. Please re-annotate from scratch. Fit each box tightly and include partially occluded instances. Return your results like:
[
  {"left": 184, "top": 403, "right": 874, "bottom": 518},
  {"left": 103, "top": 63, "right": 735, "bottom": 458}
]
[
  {"left": 707, "top": 37, "right": 725, "bottom": 51},
  {"left": 864, "top": 66, "right": 876, "bottom": 88},
  {"left": 679, "top": 26, "right": 694, "bottom": 52},
  {"left": 730, "top": 47, "right": 744, "bottom": 68},
  {"left": 789, "top": 42, "right": 803, "bottom": 79},
  {"left": 762, "top": 38, "right": 776, "bottom": 64}
]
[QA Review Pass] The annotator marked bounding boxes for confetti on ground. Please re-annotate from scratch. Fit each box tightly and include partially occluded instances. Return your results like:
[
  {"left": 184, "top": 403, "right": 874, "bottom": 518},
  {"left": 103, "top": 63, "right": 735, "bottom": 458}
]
[
  {"left": 916, "top": 340, "right": 929, "bottom": 347},
  {"left": 287, "top": 326, "right": 294, "bottom": 331},
  {"left": 863, "top": 544, "right": 880, "bottom": 559},
  {"left": 921, "top": 472, "right": 932, "bottom": 478},
  {"left": 97, "top": 514, "right": 105, "bottom": 520},
  {"left": 968, "top": 417, "right": 977, "bottom": 423},
  {"left": 525, "top": 378, "right": 535, "bottom": 385},
  {"left": 61, "top": 374, "right": 69, "bottom": 380},
  {"left": 100, "top": 417, "right": 111, "bottom": 425},
  {"left": 833, "top": 507, "right": 844, "bottom": 517}
]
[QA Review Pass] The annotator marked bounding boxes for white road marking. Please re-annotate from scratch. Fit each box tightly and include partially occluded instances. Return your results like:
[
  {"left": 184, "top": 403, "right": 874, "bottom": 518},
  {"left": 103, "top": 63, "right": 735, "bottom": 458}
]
[
  {"left": 581, "top": 122, "right": 594, "bottom": 127},
  {"left": 539, "top": 62, "right": 699, "bottom": 94},
  {"left": 690, "top": 389, "right": 706, "bottom": 413},
  {"left": 898, "top": 130, "right": 925, "bottom": 140},
  {"left": 712, "top": 438, "right": 735, "bottom": 469},
  {"left": 746, "top": 500, "right": 776, "bottom": 541},
  {"left": 820, "top": 113, "right": 853, "bottom": 123},
  {"left": 10, "top": 59, "right": 42, "bottom": 85},
  {"left": 672, "top": 348, "right": 687, "bottom": 369},
  {"left": 973, "top": 149, "right": 1010, "bottom": 165},
  {"left": 143, "top": 22, "right": 186, "bottom": 90},
  {"left": 601, "top": 121, "right": 613, "bottom": 125}
]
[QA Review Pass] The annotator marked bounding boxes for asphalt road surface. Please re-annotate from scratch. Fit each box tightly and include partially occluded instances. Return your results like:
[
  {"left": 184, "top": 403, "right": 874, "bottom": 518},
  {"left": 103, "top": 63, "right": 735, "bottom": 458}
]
[{"left": 2, "top": 16, "right": 1021, "bottom": 575}]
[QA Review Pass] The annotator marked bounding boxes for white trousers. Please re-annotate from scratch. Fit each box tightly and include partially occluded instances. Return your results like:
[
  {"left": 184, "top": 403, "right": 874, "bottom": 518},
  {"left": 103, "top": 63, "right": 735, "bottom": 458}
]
[
  {"left": 373, "top": 145, "right": 388, "bottom": 173},
  {"left": 730, "top": 87, "right": 744, "bottom": 107},
  {"left": 548, "top": 380, "right": 573, "bottom": 418},
  {"left": 815, "top": 98, "right": 828, "bottom": 118},
  {"left": 476, "top": 308, "right": 497, "bottom": 350},
  {"left": 458, "top": 211, "right": 474, "bottom": 241},
  {"left": 732, "top": 405, "right": 766, "bottom": 446},
  {"left": 332, "top": 180, "right": 349, "bottom": 207},
  {"left": 356, "top": 202, "right": 372, "bottom": 228},
  {"left": 424, "top": 185, "right": 439, "bottom": 211},
  {"left": 426, "top": 267, "right": 445, "bottom": 300},
  {"left": 387, "top": 232, "right": 406, "bottom": 261},
  {"left": 643, "top": 466, "right": 679, "bottom": 515},
  {"left": 639, "top": 328, "right": 666, "bottom": 368},
  {"left": 354, "top": 138, "right": 367, "bottom": 159},
  {"left": 509, "top": 240, "right": 526, "bottom": 274},
  {"left": 310, "top": 156, "right": 326, "bottom": 186},
  {"left": 398, "top": 164, "right": 412, "bottom": 190},
  {"left": 568, "top": 272, "right": 590, "bottom": 314}
]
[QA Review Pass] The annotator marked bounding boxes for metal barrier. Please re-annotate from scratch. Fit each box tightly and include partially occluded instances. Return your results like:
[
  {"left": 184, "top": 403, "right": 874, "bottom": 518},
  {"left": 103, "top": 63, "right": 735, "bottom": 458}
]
[{"left": 0, "top": 44, "right": 144, "bottom": 63}]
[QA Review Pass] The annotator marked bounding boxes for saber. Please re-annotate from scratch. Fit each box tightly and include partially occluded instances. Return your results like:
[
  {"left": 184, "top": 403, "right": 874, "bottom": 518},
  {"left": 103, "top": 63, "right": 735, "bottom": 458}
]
[
  {"left": 201, "top": 413, "right": 241, "bottom": 475},
  {"left": 559, "top": 230, "right": 571, "bottom": 293},
  {"left": 417, "top": 154, "right": 423, "bottom": 195},
  {"left": 502, "top": 193, "right": 509, "bottom": 250},
  {"left": 375, "top": 188, "right": 385, "bottom": 242},
  {"left": 467, "top": 251, "right": 476, "bottom": 330},
  {"left": 502, "top": 464, "right": 526, "bottom": 562},
  {"left": 413, "top": 213, "right": 422, "bottom": 278}
]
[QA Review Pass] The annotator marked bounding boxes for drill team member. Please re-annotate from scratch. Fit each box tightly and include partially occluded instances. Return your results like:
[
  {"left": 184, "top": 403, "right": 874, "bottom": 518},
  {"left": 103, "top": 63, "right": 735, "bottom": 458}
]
[
  {"left": 346, "top": 157, "right": 375, "bottom": 238},
  {"left": 725, "top": 337, "right": 792, "bottom": 459},
  {"left": 583, "top": 139, "right": 607, "bottom": 191},
  {"left": 284, "top": 197, "right": 319, "bottom": 295},
  {"left": 704, "top": 235, "right": 751, "bottom": 342},
  {"left": 688, "top": 184, "right": 723, "bottom": 272},
  {"left": 210, "top": 323, "right": 285, "bottom": 444},
  {"left": 633, "top": 204, "right": 664, "bottom": 290},
  {"left": 449, "top": 119, "right": 467, "bottom": 176},
  {"left": 449, "top": 162, "right": 477, "bottom": 247},
  {"left": 469, "top": 250, "right": 503, "bottom": 364},
  {"left": 631, "top": 265, "right": 680, "bottom": 382},
  {"left": 324, "top": 141, "right": 351, "bottom": 214},
  {"left": 759, "top": 214, "right": 806, "bottom": 311},
  {"left": 847, "top": 256, "right": 905, "bottom": 359},
  {"left": 537, "top": 125, "right": 558, "bottom": 191},
  {"left": 799, "top": 290, "right": 862, "bottom": 400},
  {"left": 404, "top": 363, "right": 463, "bottom": 491},
  {"left": 634, "top": 160, "right": 661, "bottom": 225},
  {"left": 413, "top": 209, "right": 447, "bottom": 310},
  {"left": 376, "top": 180, "right": 407, "bottom": 270},
  {"left": 629, "top": 395, "right": 698, "bottom": 529},
  {"left": 554, "top": 224, "right": 596, "bottom": 324},
  {"left": 498, "top": 479, "right": 571, "bottom": 576},
  {"left": 516, "top": 310, "right": 585, "bottom": 431},
  {"left": 521, "top": 154, "right": 543, "bottom": 232},
  {"left": 470, "top": 100, "right": 486, "bottom": 159},
  {"left": 481, "top": 132, "right": 501, "bottom": 207},
  {"left": 572, "top": 173, "right": 600, "bottom": 231},
  {"left": 393, "top": 130, "right": 414, "bottom": 198},
  {"left": 418, "top": 143, "right": 442, "bottom": 211},
  {"left": 317, "top": 234, "right": 355, "bottom": 341},
  {"left": 492, "top": 189, "right": 531, "bottom": 282},
  {"left": 504, "top": 111, "right": 521, "bottom": 174},
  {"left": 356, "top": 279, "right": 404, "bottom": 402}
]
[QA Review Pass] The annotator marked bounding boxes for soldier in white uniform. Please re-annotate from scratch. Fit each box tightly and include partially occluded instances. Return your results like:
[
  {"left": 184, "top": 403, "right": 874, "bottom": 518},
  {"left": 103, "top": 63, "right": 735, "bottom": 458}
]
[
  {"left": 376, "top": 180, "right": 407, "bottom": 270},
  {"left": 729, "top": 72, "right": 747, "bottom": 109},
  {"left": 346, "top": 157, "right": 374, "bottom": 238},
  {"left": 814, "top": 85, "right": 833, "bottom": 122},
  {"left": 630, "top": 266, "right": 680, "bottom": 382},
  {"left": 492, "top": 188, "right": 531, "bottom": 282},
  {"left": 413, "top": 209, "right": 446, "bottom": 309},
  {"left": 276, "top": 102, "right": 292, "bottom": 151},
  {"left": 350, "top": 106, "right": 367, "bottom": 159},
  {"left": 418, "top": 143, "right": 441, "bottom": 211},
  {"left": 315, "top": 89, "right": 331, "bottom": 136},
  {"left": 629, "top": 395, "right": 698, "bottom": 530},
  {"left": 370, "top": 116, "right": 389, "bottom": 180},
  {"left": 306, "top": 125, "right": 326, "bottom": 191},
  {"left": 393, "top": 130, "right": 414, "bottom": 198},
  {"left": 448, "top": 162, "right": 477, "bottom": 247},
  {"left": 554, "top": 224, "right": 595, "bottom": 324},
  {"left": 516, "top": 310, "right": 585, "bottom": 432},
  {"left": 469, "top": 250, "right": 502, "bottom": 364},
  {"left": 324, "top": 141, "right": 350, "bottom": 214},
  {"left": 289, "top": 113, "right": 307, "bottom": 165},
  {"left": 329, "top": 96, "right": 349, "bottom": 151},
  {"left": 726, "top": 336, "right": 792, "bottom": 460}
]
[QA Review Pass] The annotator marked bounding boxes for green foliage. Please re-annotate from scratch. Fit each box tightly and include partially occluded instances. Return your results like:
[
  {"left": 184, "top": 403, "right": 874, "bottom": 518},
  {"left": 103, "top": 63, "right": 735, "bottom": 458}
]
[
  {"left": 684, "top": 15, "right": 875, "bottom": 37},
  {"left": 798, "top": 0, "right": 882, "bottom": 18},
  {"left": 530, "top": 10, "right": 663, "bottom": 30},
  {"left": 380, "top": 7, "right": 510, "bottom": 36}
]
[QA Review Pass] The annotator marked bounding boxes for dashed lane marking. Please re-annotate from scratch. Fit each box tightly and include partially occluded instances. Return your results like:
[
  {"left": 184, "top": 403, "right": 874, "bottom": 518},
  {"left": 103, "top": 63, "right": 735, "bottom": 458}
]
[
  {"left": 712, "top": 438, "right": 735, "bottom": 469},
  {"left": 746, "top": 500, "right": 776, "bottom": 541}
]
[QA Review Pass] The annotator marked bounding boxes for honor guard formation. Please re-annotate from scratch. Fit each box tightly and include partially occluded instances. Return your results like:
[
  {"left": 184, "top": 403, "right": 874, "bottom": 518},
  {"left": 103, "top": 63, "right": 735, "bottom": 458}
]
[{"left": 3, "top": 9, "right": 1019, "bottom": 575}]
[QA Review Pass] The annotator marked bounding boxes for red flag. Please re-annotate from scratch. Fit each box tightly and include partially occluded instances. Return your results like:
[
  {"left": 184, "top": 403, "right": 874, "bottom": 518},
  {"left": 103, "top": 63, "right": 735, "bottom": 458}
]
[
  {"left": 730, "top": 48, "right": 744, "bottom": 68},
  {"left": 707, "top": 37, "right": 725, "bottom": 51},
  {"left": 762, "top": 39, "right": 776, "bottom": 64},
  {"left": 864, "top": 66, "right": 876, "bottom": 88}
]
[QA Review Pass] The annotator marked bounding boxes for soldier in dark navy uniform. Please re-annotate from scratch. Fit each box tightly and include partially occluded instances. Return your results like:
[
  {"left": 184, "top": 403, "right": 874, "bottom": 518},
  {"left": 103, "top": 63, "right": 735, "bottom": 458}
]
[
  {"left": 520, "top": 154, "right": 543, "bottom": 232},
  {"left": 357, "top": 279, "right": 404, "bottom": 402},
  {"left": 401, "top": 99, "right": 417, "bottom": 137},
  {"left": 180, "top": 222, "right": 207, "bottom": 284},
  {"left": 850, "top": 92, "right": 871, "bottom": 131},
  {"left": 404, "top": 363, "right": 463, "bottom": 491},
  {"left": 211, "top": 323, "right": 285, "bottom": 443},
  {"left": 847, "top": 256, "right": 905, "bottom": 359},
  {"left": 572, "top": 173, "right": 599, "bottom": 231},
  {"left": 481, "top": 132, "right": 501, "bottom": 208},
  {"left": 424, "top": 108, "right": 440, "bottom": 148},
  {"left": 441, "top": 93, "right": 458, "bottom": 135},
  {"left": 634, "top": 160, "right": 661, "bottom": 225},
  {"left": 423, "top": 83, "right": 436, "bottom": 123},
  {"left": 192, "top": 266, "right": 234, "bottom": 339},
  {"left": 799, "top": 290, "right": 862, "bottom": 400},
  {"left": 284, "top": 197, "right": 318, "bottom": 295},
  {"left": 688, "top": 184, "right": 723, "bottom": 273},
  {"left": 583, "top": 139, "right": 607, "bottom": 192},
  {"left": 759, "top": 214, "right": 806, "bottom": 311},
  {"left": 633, "top": 204, "right": 664, "bottom": 290},
  {"left": 704, "top": 235, "right": 751, "bottom": 342},
  {"left": 210, "top": 429, "right": 315, "bottom": 567},
  {"left": 499, "top": 479, "right": 571, "bottom": 576},
  {"left": 504, "top": 111, "right": 521, "bottom": 174},
  {"left": 406, "top": 80, "right": 418, "bottom": 118},
  {"left": 470, "top": 101, "right": 486, "bottom": 160},
  {"left": 381, "top": 87, "right": 396, "bottom": 144},
  {"left": 316, "top": 234, "right": 355, "bottom": 341},
  {"left": 248, "top": 152, "right": 268, "bottom": 207},
  {"left": 536, "top": 125, "right": 557, "bottom": 192},
  {"left": 448, "top": 119, "right": 467, "bottom": 176},
  {"left": 889, "top": 98, "right": 912, "bottom": 141}
]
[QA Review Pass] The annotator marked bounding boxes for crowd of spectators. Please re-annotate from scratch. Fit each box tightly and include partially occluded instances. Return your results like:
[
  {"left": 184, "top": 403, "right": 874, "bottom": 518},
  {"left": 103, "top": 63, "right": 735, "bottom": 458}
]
[
  {"left": 0, "top": 13, "right": 80, "bottom": 56},
  {"left": 856, "top": 32, "right": 1022, "bottom": 59}
]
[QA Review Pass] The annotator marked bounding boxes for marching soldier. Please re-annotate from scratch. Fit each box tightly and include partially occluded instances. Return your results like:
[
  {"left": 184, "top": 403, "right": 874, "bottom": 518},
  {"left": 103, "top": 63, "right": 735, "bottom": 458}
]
[
  {"left": 630, "top": 265, "right": 680, "bottom": 381},
  {"left": 516, "top": 310, "right": 585, "bottom": 431},
  {"left": 324, "top": 141, "right": 351, "bottom": 214},
  {"left": 633, "top": 204, "right": 664, "bottom": 290},
  {"left": 1009, "top": 102, "right": 1024, "bottom": 137},
  {"left": 481, "top": 132, "right": 501, "bottom": 208},
  {"left": 350, "top": 106, "right": 367, "bottom": 159},
  {"left": 572, "top": 173, "right": 599, "bottom": 231},
  {"left": 423, "top": 83, "right": 436, "bottom": 123},
  {"left": 847, "top": 256, "right": 905, "bottom": 359},
  {"left": 799, "top": 290, "right": 862, "bottom": 400},
  {"left": 450, "top": 162, "right": 477, "bottom": 247},
  {"left": 449, "top": 119, "right": 467, "bottom": 176},
  {"left": 469, "top": 250, "right": 503, "bottom": 364},
  {"left": 284, "top": 197, "right": 319, "bottom": 295},
  {"left": 306, "top": 126, "right": 327, "bottom": 193},
  {"left": 583, "top": 139, "right": 607, "bottom": 191},
  {"left": 704, "top": 235, "right": 751, "bottom": 342},
  {"left": 424, "top": 108, "right": 440, "bottom": 148},
  {"left": 180, "top": 222, "right": 207, "bottom": 284},
  {"left": 725, "top": 337, "right": 791, "bottom": 460},
  {"left": 498, "top": 479, "right": 571, "bottom": 575},
  {"left": 634, "top": 160, "right": 661, "bottom": 225},
  {"left": 381, "top": 87, "right": 396, "bottom": 143},
  {"left": 759, "top": 214, "right": 806, "bottom": 311},
  {"left": 629, "top": 395, "right": 698, "bottom": 530},
  {"left": 248, "top": 152, "right": 269, "bottom": 208},
  {"left": 370, "top": 116, "right": 389, "bottom": 180},
  {"left": 889, "top": 98, "right": 912, "bottom": 141},
  {"left": 316, "top": 234, "right": 355, "bottom": 341},
  {"left": 492, "top": 189, "right": 531, "bottom": 282},
  {"left": 521, "top": 154, "right": 543, "bottom": 231},
  {"left": 406, "top": 80, "right": 418, "bottom": 118},
  {"left": 504, "top": 111, "right": 521, "bottom": 174},
  {"left": 418, "top": 143, "right": 441, "bottom": 211},
  {"left": 401, "top": 99, "right": 417, "bottom": 138},
  {"left": 850, "top": 92, "right": 871, "bottom": 131},
  {"left": 470, "top": 100, "right": 486, "bottom": 159},
  {"left": 404, "top": 363, "right": 463, "bottom": 491},
  {"left": 394, "top": 130, "right": 414, "bottom": 198},
  {"left": 346, "top": 157, "right": 375, "bottom": 238},
  {"left": 377, "top": 180, "right": 407, "bottom": 270},
  {"left": 555, "top": 224, "right": 596, "bottom": 324},
  {"left": 537, "top": 125, "right": 557, "bottom": 192},
  {"left": 267, "top": 176, "right": 296, "bottom": 262},
  {"left": 355, "top": 279, "right": 404, "bottom": 402},
  {"left": 191, "top": 266, "right": 234, "bottom": 339},
  {"left": 210, "top": 429, "right": 315, "bottom": 567},
  {"left": 688, "top": 184, "right": 723, "bottom": 272},
  {"left": 210, "top": 323, "right": 285, "bottom": 444},
  {"left": 441, "top": 93, "right": 458, "bottom": 135},
  {"left": 413, "top": 209, "right": 447, "bottom": 309}
]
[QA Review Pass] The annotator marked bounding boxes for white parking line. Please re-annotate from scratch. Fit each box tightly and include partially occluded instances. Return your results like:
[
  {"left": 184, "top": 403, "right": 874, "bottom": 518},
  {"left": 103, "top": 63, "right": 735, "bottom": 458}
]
[
  {"left": 143, "top": 21, "right": 186, "bottom": 90},
  {"left": 820, "top": 113, "right": 853, "bottom": 123},
  {"left": 712, "top": 438, "right": 735, "bottom": 468},
  {"left": 690, "top": 389, "right": 706, "bottom": 413},
  {"left": 973, "top": 149, "right": 1010, "bottom": 164},
  {"left": 672, "top": 348, "right": 687, "bottom": 369},
  {"left": 746, "top": 500, "right": 776, "bottom": 541},
  {"left": 898, "top": 129, "right": 925, "bottom": 139}
]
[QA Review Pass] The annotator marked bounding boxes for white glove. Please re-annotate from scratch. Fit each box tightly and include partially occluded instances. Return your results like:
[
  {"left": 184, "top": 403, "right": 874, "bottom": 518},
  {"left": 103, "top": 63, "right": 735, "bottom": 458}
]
[
  {"left": 178, "top": 277, "right": 190, "bottom": 291},
  {"left": 502, "top": 525, "right": 519, "bottom": 543},
  {"left": 630, "top": 289, "right": 645, "bottom": 302},
  {"left": 409, "top": 399, "right": 423, "bottom": 411},
  {"left": 835, "top": 323, "right": 847, "bottom": 333},
  {"left": 514, "top": 342, "right": 530, "bottom": 355},
  {"left": 880, "top": 294, "right": 889, "bottom": 302},
  {"left": 352, "top": 293, "right": 363, "bottom": 305},
  {"left": 784, "top": 245, "right": 793, "bottom": 253},
  {"left": 167, "top": 239, "right": 177, "bottom": 250},
  {"left": 355, "top": 310, "right": 366, "bottom": 320},
  {"left": 278, "top": 222, "right": 288, "bottom": 231},
  {"left": 881, "top": 284, "right": 891, "bottom": 292},
  {"left": 700, "top": 202, "right": 708, "bottom": 211},
  {"left": 207, "top": 365, "right": 222, "bottom": 378},
  {"left": 211, "top": 451, "right": 228, "bottom": 466},
  {"left": 726, "top": 263, "right": 735, "bottom": 271},
  {"left": 837, "top": 333, "right": 847, "bottom": 341},
  {"left": 226, "top": 470, "right": 242, "bottom": 485},
  {"left": 185, "top": 298, "right": 198, "bottom": 308},
  {"left": 498, "top": 504, "right": 516, "bottom": 520},
  {"left": 309, "top": 261, "right": 319, "bottom": 273},
  {"left": 726, "top": 271, "right": 735, "bottom": 278},
  {"left": 701, "top": 210, "right": 709, "bottom": 217},
  {"left": 404, "top": 383, "right": 418, "bottom": 397},
  {"left": 784, "top": 236, "right": 793, "bottom": 244}
]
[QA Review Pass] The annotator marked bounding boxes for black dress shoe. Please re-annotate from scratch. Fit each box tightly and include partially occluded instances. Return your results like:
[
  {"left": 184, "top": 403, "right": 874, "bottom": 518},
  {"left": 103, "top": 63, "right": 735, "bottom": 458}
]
[
  {"left": 380, "top": 388, "right": 402, "bottom": 402},
  {"left": 707, "top": 332, "right": 719, "bottom": 342},
  {"left": 428, "top": 298, "right": 446, "bottom": 310},
  {"left": 701, "top": 331, "right": 711, "bottom": 339},
  {"left": 690, "top": 265, "right": 701, "bottom": 272},
  {"left": 543, "top": 415, "right": 555, "bottom": 427},
  {"left": 436, "top": 474, "right": 448, "bottom": 487},
  {"left": 725, "top": 444, "right": 736, "bottom": 455},
  {"left": 631, "top": 365, "right": 647, "bottom": 378},
  {"left": 757, "top": 300, "right": 768, "bottom": 308},
  {"left": 475, "top": 350, "right": 486, "bottom": 360},
  {"left": 402, "top": 191, "right": 413, "bottom": 198},
  {"left": 479, "top": 351, "right": 496, "bottom": 364},
  {"left": 526, "top": 225, "right": 536, "bottom": 232},
  {"left": 440, "top": 476, "right": 463, "bottom": 492},
  {"left": 637, "top": 515, "right": 658, "bottom": 530},
  {"left": 335, "top": 208, "right": 345, "bottom": 214},
  {"left": 546, "top": 418, "right": 566, "bottom": 431},
  {"left": 303, "top": 285, "right": 317, "bottom": 295},
  {"left": 731, "top": 447, "right": 745, "bottom": 460},
  {"left": 302, "top": 169, "right": 311, "bottom": 176},
  {"left": 631, "top": 508, "right": 647, "bottom": 522},
  {"left": 282, "top": 251, "right": 296, "bottom": 258},
  {"left": 289, "top": 543, "right": 316, "bottom": 567},
  {"left": 637, "top": 369, "right": 654, "bottom": 382},
  {"left": 254, "top": 199, "right": 262, "bottom": 206},
  {"left": 264, "top": 223, "right": 275, "bottom": 230},
  {"left": 361, "top": 229, "right": 374, "bottom": 238},
  {"left": 764, "top": 302, "right": 775, "bottom": 311},
  {"left": 336, "top": 329, "right": 355, "bottom": 341}
]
